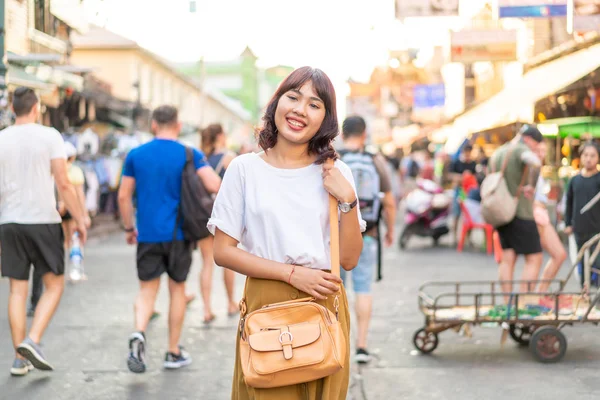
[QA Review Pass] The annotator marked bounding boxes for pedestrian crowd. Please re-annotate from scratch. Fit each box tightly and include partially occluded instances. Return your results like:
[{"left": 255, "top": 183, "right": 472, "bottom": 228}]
[
  {"left": 1, "top": 66, "right": 599, "bottom": 399},
  {"left": 0, "top": 67, "right": 398, "bottom": 399}
]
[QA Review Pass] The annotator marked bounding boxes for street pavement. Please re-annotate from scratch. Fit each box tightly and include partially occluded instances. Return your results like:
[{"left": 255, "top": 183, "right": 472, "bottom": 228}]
[{"left": 1, "top": 229, "right": 600, "bottom": 400}]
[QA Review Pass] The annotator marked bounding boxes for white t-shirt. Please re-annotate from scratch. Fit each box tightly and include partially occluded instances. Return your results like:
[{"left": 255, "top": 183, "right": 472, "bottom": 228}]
[
  {"left": 207, "top": 153, "right": 366, "bottom": 271},
  {"left": 0, "top": 123, "right": 66, "bottom": 224}
]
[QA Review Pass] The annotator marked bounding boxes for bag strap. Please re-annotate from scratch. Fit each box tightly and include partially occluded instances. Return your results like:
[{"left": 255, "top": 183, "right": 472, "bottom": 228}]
[
  {"left": 170, "top": 147, "right": 194, "bottom": 266},
  {"left": 493, "top": 144, "right": 515, "bottom": 175},
  {"left": 238, "top": 159, "right": 341, "bottom": 320},
  {"left": 213, "top": 152, "right": 227, "bottom": 176},
  {"left": 327, "top": 159, "right": 341, "bottom": 278}
]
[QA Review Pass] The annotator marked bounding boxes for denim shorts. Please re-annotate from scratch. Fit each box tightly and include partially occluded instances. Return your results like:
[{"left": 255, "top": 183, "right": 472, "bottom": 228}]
[{"left": 340, "top": 236, "right": 377, "bottom": 294}]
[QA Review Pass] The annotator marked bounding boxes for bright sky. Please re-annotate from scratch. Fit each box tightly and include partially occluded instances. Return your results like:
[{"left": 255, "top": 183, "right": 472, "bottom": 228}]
[{"left": 84, "top": 0, "right": 481, "bottom": 85}]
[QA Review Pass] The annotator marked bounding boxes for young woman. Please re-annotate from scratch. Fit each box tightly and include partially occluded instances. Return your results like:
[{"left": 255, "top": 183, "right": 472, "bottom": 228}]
[
  {"left": 192, "top": 124, "right": 237, "bottom": 323},
  {"left": 565, "top": 141, "right": 600, "bottom": 288},
  {"left": 534, "top": 141, "right": 567, "bottom": 292},
  {"left": 209, "top": 66, "right": 364, "bottom": 400}
]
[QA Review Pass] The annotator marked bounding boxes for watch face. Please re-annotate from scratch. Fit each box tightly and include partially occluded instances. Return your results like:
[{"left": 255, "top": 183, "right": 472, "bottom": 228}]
[{"left": 340, "top": 203, "right": 350, "bottom": 213}]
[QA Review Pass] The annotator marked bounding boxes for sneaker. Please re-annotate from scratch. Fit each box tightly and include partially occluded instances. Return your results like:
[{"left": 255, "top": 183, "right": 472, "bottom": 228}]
[
  {"left": 16, "top": 338, "right": 53, "bottom": 371},
  {"left": 163, "top": 346, "right": 192, "bottom": 369},
  {"left": 10, "top": 358, "right": 34, "bottom": 376},
  {"left": 355, "top": 348, "right": 372, "bottom": 364},
  {"left": 127, "top": 332, "right": 147, "bottom": 373}
]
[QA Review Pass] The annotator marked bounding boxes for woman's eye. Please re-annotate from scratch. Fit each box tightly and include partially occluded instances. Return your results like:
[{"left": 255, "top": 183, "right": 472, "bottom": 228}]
[
  {"left": 287, "top": 95, "right": 297, "bottom": 101},
  {"left": 310, "top": 104, "right": 320, "bottom": 110}
]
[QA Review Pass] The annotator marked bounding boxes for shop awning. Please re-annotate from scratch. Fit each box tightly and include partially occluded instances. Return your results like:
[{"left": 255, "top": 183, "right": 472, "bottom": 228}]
[
  {"left": 6, "top": 65, "right": 55, "bottom": 92},
  {"left": 24, "top": 65, "right": 84, "bottom": 91},
  {"left": 538, "top": 117, "right": 600, "bottom": 138},
  {"left": 444, "top": 42, "right": 600, "bottom": 153}
]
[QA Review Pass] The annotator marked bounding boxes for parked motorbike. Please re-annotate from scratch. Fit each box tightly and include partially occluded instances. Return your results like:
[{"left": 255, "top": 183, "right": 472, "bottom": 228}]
[{"left": 399, "top": 179, "right": 450, "bottom": 249}]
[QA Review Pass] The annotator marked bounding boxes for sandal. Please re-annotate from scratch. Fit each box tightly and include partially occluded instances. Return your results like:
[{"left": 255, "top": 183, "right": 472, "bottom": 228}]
[
  {"left": 203, "top": 314, "right": 216, "bottom": 324},
  {"left": 185, "top": 294, "right": 196, "bottom": 306}
]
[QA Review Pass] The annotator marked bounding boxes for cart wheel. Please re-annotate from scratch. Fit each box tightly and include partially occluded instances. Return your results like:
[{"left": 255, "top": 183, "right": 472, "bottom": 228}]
[
  {"left": 529, "top": 326, "right": 567, "bottom": 363},
  {"left": 509, "top": 323, "right": 536, "bottom": 346},
  {"left": 413, "top": 328, "right": 439, "bottom": 354}
]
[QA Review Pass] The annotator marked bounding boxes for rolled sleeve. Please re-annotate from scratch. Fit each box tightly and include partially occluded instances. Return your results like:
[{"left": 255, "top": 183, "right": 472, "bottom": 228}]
[{"left": 207, "top": 157, "right": 245, "bottom": 240}]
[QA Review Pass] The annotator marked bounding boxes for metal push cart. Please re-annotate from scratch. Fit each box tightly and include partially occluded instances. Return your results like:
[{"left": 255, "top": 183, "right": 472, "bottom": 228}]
[{"left": 413, "top": 234, "right": 600, "bottom": 363}]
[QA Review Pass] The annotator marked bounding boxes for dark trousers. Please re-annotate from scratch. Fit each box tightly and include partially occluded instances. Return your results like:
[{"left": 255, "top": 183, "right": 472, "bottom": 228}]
[{"left": 30, "top": 269, "right": 43, "bottom": 309}]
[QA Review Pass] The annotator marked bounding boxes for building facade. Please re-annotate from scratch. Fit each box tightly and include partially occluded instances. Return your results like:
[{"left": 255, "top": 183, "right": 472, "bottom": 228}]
[{"left": 70, "top": 25, "right": 252, "bottom": 143}]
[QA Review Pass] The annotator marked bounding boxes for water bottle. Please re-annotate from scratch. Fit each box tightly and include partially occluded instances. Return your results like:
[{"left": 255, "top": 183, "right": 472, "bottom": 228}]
[{"left": 69, "top": 232, "right": 84, "bottom": 282}]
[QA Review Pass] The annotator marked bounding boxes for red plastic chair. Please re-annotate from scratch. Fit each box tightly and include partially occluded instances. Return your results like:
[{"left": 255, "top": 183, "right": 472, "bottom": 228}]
[{"left": 458, "top": 201, "right": 494, "bottom": 255}]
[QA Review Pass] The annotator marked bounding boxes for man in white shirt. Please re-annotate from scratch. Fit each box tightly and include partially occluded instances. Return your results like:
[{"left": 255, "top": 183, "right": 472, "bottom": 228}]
[{"left": 0, "top": 87, "right": 87, "bottom": 376}]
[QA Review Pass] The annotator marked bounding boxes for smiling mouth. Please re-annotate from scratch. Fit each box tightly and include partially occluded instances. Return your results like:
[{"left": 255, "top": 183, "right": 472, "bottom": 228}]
[{"left": 286, "top": 118, "right": 306, "bottom": 130}]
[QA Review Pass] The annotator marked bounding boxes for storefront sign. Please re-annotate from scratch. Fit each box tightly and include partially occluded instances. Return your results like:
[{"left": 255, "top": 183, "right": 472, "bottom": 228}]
[
  {"left": 395, "top": 0, "right": 459, "bottom": 18},
  {"left": 497, "top": 0, "right": 568, "bottom": 18},
  {"left": 413, "top": 84, "right": 446, "bottom": 109},
  {"left": 450, "top": 29, "right": 518, "bottom": 63},
  {"left": 572, "top": 0, "right": 600, "bottom": 32}
]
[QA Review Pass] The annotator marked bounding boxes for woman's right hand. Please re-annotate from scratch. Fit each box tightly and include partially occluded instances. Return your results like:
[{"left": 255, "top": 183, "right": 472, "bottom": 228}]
[{"left": 288, "top": 265, "right": 342, "bottom": 300}]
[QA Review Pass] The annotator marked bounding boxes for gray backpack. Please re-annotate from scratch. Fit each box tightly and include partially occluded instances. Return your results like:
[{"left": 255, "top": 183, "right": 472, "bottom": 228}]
[{"left": 339, "top": 150, "right": 381, "bottom": 231}]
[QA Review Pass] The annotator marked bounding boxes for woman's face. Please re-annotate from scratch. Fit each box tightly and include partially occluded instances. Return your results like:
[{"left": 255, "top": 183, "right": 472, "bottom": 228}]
[
  {"left": 274, "top": 80, "right": 326, "bottom": 146},
  {"left": 581, "top": 146, "right": 599, "bottom": 170}
]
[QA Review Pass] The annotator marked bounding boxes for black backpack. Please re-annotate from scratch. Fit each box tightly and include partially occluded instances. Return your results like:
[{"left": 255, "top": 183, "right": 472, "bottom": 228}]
[{"left": 174, "top": 147, "right": 213, "bottom": 242}]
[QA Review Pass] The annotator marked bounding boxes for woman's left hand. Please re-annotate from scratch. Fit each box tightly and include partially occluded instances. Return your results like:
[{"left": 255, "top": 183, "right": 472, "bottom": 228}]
[{"left": 322, "top": 162, "right": 356, "bottom": 203}]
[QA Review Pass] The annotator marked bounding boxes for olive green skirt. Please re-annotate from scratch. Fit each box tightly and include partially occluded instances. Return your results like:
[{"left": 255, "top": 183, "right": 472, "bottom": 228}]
[{"left": 231, "top": 277, "right": 351, "bottom": 400}]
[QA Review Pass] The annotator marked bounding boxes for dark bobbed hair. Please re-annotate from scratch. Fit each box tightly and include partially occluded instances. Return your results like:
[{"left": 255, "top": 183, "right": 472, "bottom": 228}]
[
  {"left": 342, "top": 116, "right": 366, "bottom": 138},
  {"left": 12, "top": 87, "right": 39, "bottom": 117},
  {"left": 257, "top": 66, "right": 339, "bottom": 164},
  {"left": 201, "top": 123, "right": 224, "bottom": 156}
]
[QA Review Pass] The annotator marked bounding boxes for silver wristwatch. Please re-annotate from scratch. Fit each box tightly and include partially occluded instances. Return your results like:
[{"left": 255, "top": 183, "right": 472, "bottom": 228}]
[{"left": 338, "top": 198, "right": 358, "bottom": 213}]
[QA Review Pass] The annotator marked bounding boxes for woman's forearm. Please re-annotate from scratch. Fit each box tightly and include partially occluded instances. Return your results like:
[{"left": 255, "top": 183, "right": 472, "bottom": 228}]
[
  {"left": 339, "top": 209, "right": 363, "bottom": 271},
  {"left": 214, "top": 234, "right": 292, "bottom": 282}
]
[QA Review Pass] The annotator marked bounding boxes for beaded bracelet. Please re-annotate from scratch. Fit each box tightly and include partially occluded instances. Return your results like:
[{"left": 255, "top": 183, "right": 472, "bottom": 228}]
[{"left": 288, "top": 265, "right": 296, "bottom": 285}]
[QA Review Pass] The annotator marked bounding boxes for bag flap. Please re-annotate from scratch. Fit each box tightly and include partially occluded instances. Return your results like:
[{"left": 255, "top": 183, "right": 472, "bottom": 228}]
[
  {"left": 480, "top": 172, "right": 504, "bottom": 197},
  {"left": 248, "top": 323, "right": 321, "bottom": 352}
]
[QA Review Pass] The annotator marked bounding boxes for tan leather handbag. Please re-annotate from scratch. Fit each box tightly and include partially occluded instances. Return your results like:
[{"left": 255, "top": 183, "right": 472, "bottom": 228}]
[{"left": 237, "top": 193, "right": 346, "bottom": 389}]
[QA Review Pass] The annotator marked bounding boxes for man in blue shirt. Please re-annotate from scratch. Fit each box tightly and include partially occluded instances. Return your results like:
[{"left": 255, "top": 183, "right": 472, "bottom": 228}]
[{"left": 118, "top": 105, "right": 220, "bottom": 373}]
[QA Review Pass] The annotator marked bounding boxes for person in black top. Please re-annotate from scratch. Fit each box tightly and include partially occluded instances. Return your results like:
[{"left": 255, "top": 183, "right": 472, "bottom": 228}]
[
  {"left": 565, "top": 142, "right": 600, "bottom": 287},
  {"left": 450, "top": 144, "right": 477, "bottom": 242}
]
